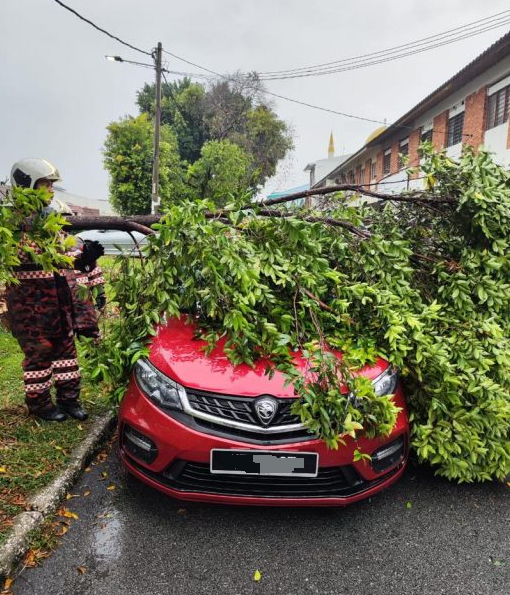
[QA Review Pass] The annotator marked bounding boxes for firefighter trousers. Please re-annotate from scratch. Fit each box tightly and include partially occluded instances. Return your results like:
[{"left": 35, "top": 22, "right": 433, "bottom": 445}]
[{"left": 17, "top": 330, "right": 81, "bottom": 414}]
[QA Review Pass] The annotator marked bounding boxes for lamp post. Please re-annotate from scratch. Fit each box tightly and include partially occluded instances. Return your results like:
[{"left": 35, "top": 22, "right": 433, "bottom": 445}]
[
  {"left": 106, "top": 42, "right": 164, "bottom": 215},
  {"left": 151, "top": 42, "right": 163, "bottom": 215}
]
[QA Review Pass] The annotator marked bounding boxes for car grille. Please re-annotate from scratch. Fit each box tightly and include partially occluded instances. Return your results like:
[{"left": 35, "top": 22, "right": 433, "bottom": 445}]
[
  {"left": 125, "top": 455, "right": 400, "bottom": 498},
  {"left": 186, "top": 388, "right": 300, "bottom": 427},
  {"left": 191, "top": 418, "right": 313, "bottom": 443}
]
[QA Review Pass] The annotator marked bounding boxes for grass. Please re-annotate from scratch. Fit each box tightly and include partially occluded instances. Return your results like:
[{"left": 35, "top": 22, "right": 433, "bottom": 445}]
[{"left": 0, "top": 256, "right": 116, "bottom": 546}]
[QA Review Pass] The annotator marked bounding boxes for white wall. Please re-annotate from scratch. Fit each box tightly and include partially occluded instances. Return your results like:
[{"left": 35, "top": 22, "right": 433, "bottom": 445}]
[{"left": 484, "top": 123, "right": 510, "bottom": 168}]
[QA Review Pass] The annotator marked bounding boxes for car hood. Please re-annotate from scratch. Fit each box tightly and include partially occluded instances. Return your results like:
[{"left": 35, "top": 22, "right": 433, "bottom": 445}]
[{"left": 149, "top": 316, "right": 388, "bottom": 398}]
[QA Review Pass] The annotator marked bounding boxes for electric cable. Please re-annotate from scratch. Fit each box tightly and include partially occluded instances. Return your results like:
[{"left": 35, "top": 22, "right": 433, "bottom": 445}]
[
  {"left": 256, "top": 10, "right": 510, "bottom": 76},
  {"left": 53, "top": 0, "right": 152, "bottom": 57},
  {"left": 161, "top": 56, "right": 473, "bottom": 137},
  {"left": 257, "top": 19, "right": 510, "bottom": 79}
]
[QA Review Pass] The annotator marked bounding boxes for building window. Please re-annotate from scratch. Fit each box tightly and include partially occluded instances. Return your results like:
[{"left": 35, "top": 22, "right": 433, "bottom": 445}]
[
  {"left": 348, "top": 170, "right": 355, "bottom": 184},
  {"left": 446, "top": 112, "right": 464, "bottom": 147},
  {"left": 421, "top": 128, "right": 433, "bottom": 144},
  {"left": 487, "top": 85, "right": 510, "bottom": 129},
  {"left": 383, "top": 149, "right": 391, "bottom": 174},
  {"left": 370, "top": 160, "right": 376, "bottom": 179},
  {"left": 398, "top": 140, "right": 409, "bottom": 169}
]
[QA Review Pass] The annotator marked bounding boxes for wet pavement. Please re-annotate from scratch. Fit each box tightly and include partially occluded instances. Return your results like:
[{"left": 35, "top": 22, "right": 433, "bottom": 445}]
[{"left": 12, "top": 443, "right": 510, "bottom": 595}]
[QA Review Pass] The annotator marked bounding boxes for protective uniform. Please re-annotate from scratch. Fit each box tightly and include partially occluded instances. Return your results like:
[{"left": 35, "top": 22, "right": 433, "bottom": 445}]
[
  {"left": 6, "top": 159, "right": 103, "bottom": 421},
  {"left": 72, "top": 239, "right": 106, "bottom": 339}
]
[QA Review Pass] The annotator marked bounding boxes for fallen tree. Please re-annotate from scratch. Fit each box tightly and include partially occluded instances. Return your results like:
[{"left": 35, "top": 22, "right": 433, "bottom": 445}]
[{"left": 2, "top": 145, "right": 509, "bottom": 482}]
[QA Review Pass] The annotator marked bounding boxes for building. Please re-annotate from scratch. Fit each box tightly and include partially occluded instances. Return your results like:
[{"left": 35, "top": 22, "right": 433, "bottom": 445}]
[
  {"left": 319, "top": 31, "right": 510, "bottom": 194},
  {"left": 266, "top": 183, "right": 310, "bottom": 208},
  {"left": 303, "top": 132, "right": 352, "bottom": 188}
]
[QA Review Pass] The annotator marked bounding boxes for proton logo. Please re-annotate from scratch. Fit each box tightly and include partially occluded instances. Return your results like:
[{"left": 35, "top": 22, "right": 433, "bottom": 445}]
[{"left": 254, "top": 396, "right": 278, "bottom": 426}]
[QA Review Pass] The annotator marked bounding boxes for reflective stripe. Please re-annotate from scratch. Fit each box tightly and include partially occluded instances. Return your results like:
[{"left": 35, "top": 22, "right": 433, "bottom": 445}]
[
  {"left": 53, "top": 370, "right": 81, "bottom": 382},
  {"left": 89, "top": 276, "right": 106, "bottom": 287},
  {"left": 75, "top": 275, "right": 88, "bottom": 285},
  {"left": 89, "top": 267, "right": 102, "bottom": 277},
  {"left": 52, "top": 358, "right": 78, "bottom": 369},
  {"left": 24, "top": 368, "right": 52, "bottom": 380},
  {"left": 25, "top": 379, "right": 53, "bottom": 393},
  {"left": 14, "top": 269, "right": 69, "bottom": 280}
]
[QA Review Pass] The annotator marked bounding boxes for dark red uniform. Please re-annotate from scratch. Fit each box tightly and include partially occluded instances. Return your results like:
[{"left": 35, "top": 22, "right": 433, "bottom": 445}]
[{"left": 5, "top": 235, "right": 99, "bottom": 414}]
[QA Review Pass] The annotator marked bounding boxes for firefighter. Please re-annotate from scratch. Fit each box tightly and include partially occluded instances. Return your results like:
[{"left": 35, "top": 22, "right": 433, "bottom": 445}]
[{"left": 6, "top": 158, "right": 104, "bottom": 422}]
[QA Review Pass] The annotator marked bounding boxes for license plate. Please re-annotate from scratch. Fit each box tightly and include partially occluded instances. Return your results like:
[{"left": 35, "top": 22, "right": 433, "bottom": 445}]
[{"left": 210, "top": 450, "right": 319, "bottom": 477}]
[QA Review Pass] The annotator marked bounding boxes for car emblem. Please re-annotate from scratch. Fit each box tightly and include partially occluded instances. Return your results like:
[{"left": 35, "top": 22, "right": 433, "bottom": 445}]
[{"left": 254, "top": 396, "right": 278, "bottom": 426}]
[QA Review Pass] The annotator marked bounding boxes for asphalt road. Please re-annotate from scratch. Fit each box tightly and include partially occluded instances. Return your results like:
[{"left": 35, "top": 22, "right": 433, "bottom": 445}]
[{"left": 12, "top": 442, "right": 509, "bottom": 595}]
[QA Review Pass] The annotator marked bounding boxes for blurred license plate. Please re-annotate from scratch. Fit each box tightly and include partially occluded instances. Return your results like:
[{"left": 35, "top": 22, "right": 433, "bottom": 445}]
[{"left": 210, "top": 450, "right": 318, "bottom": 477}]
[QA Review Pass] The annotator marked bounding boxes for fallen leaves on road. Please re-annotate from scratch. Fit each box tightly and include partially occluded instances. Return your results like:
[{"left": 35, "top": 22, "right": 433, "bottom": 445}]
[
  {"left": 96, "top": 451, "right": 108, "bottom": 463},
  {"left": 406, "top": 501, "right": 412, "bottom": 509},
  {"left": 84, "top": 466, "right": 91, "bottom": 472},
  {"left": 254, "top": 570, "right": 262, "bottom": 582},
  {"left": 66, "top": 493, "right": 81, "bottom": 500},
  {"left": 100, "top": 471, "right": 108, "bottom": 480},
  {"left": 106, "top": 484, "right": 116, "bottom": 491},
  {"left": 55, "top": 525, "right": 69, "bottom": 537},
  {"left": 57, "top": 506, "right": 79, "bottom": 520},
  {"left": 23, "top": 548, "right": 50, "bottom": 568},
  {"left": 77, "top": 566, "right": 87, "bottom": 574},
  {"left": 1, "top": 577, "right": 13, "bottom": 594},
  {"left": 83, "top": 489, "right": 91, "bottom": 497}
]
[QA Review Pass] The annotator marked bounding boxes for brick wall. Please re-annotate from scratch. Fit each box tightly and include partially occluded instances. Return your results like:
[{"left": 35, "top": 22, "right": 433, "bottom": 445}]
[
  {"left": 408, "top": 128, "right": 421, "bottom": 177},
  {"left": 376, "top": 150, "right": 384, "bottom": 179},
  {"left": 365, "top": 158, "right": 372, "bottom": 184},
  {"left": 356, "top": 164, "right": 362, "bottom": 184},
  {"left": 463, "top": 86, "right": 487, "bottom": 150},
  {"left": 433, "top": 110, "right": 448, "bottom": 150}
]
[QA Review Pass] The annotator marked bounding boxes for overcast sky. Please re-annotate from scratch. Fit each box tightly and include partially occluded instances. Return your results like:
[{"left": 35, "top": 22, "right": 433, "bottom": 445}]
[{"left": 1, "top": 0, "right": 509, "bottom": 203}]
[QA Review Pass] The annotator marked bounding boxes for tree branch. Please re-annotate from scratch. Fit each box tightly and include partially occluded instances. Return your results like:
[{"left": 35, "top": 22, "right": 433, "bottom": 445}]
[{"left": 256, "top": 184, "right": 455, "bottom": 208}]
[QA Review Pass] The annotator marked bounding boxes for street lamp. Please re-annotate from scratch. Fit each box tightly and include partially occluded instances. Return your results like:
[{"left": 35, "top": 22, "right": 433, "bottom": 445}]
[{"left": 105, "top": 45, "right": 163, "bottom": 215}]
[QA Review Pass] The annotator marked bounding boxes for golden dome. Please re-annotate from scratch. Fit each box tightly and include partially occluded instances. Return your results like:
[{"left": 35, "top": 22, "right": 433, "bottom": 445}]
[{"left": 365, "top": 126, "right": 387, "bottom": 145}]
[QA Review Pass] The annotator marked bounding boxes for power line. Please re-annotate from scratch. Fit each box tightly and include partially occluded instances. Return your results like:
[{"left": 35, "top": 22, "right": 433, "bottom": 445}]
[
  {"left": 161, "top": 53, "right": 472, "bottom": 137},
  {"left": 160, "top": 56, "right": 393, "bottom": 127},
  {"left": 257, "top": 19, "right": 510, "bottom": 80},
  {"left": 256, "top": 10, "right": 510, "bottom": 76},
  {"left": 52, "top": 0, "right": 152, "bottom": 57}
]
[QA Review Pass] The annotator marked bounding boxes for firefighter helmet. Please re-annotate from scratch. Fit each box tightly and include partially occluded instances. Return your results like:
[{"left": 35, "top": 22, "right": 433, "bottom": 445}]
[{"left": 10, "top": 158, "right": 61, "bottom": 189}]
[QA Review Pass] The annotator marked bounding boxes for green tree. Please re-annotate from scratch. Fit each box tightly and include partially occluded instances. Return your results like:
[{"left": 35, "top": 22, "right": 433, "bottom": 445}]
[
  {"left": 137, "top": 78, "right": 208, "bottom": 164},
  {"left": 103, "top": 113, "right": 186, "bottom": 215},
  {"left": 136, "top": 75, "right": 293, "bottom": 186},
  {"left": 185, "top": 140, "right": 253, "bottom": 207}
]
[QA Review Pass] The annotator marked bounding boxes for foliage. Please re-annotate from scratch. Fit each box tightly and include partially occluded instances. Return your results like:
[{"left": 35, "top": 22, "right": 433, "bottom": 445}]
[
  {"left": 136, "top": 74, "right": 293, "bottom": 186},
  {"left": 0, "top": 187, "right": 74, "bottom": 283},
  {"left": 83, "top": 145, "right": 510, "bottom": 483},
  {"left": 103, "top": 113, "right": 187, "bottom": 215},
  {"left": 185, "top": 140, "right": 254, "bottom": 206},
  {"left": 137, "top": 78, "right": 208, "bottom": 164}
]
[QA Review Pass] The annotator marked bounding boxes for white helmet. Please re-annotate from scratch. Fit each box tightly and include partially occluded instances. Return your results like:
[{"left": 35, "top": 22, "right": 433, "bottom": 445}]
[{"left": 10, "top": 158, "right": 61, "bottom": 189}]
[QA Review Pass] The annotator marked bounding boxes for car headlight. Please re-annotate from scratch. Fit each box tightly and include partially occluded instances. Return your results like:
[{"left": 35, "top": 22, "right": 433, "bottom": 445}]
[
  {"left": 134, "top": 359, "right": 186, "bottom": 410},
  {"left": 373, "top": 367, "right": 398, "bottom": 396}
]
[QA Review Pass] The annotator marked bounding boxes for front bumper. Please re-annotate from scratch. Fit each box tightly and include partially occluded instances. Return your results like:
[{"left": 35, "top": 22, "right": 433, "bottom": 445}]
[{"left": 119, "top": 377, "right": 409, "bottom": 506}]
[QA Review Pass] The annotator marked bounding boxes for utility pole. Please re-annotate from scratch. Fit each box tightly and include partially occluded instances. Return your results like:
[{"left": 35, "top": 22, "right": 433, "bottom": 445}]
[{"left": 151, "top": 42, "right": 163, "bottom": 215}]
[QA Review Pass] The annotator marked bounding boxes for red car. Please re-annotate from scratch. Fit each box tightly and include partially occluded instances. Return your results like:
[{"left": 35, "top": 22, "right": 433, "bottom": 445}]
[{"left": 119, "top": 316, "right": 409, "bottom": 506}]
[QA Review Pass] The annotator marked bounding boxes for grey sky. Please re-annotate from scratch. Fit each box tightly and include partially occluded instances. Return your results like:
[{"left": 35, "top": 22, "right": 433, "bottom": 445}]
[{"left": 1, "top": 0, "right": 509, "bottom": 203}]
